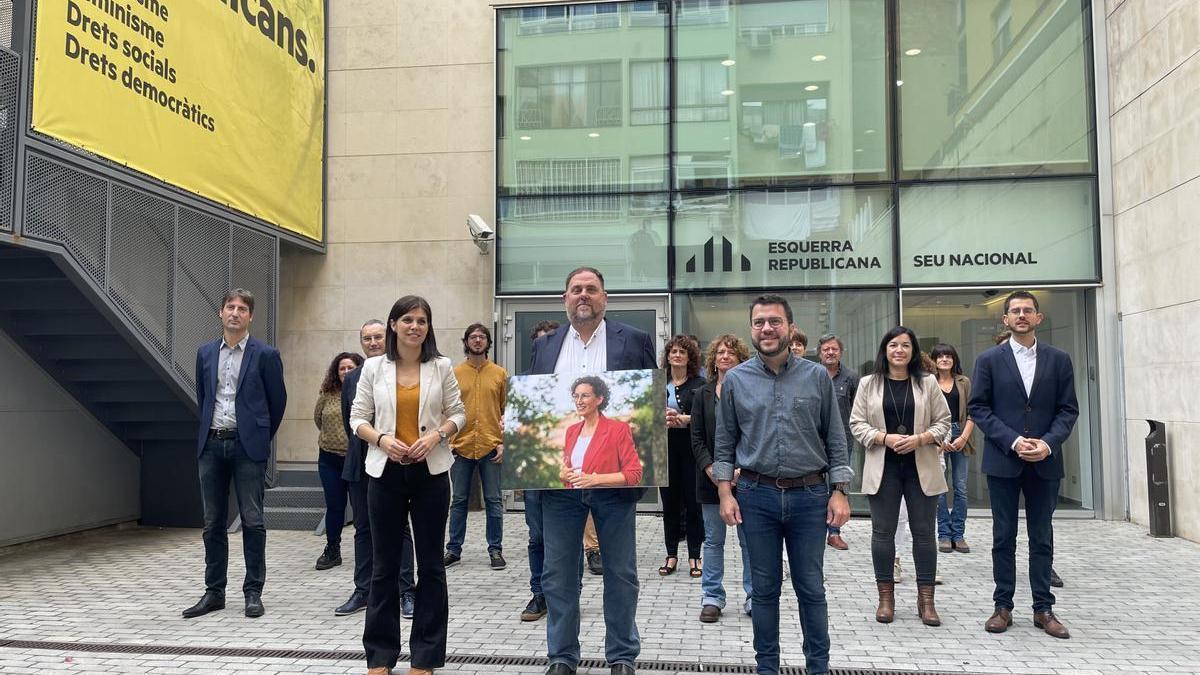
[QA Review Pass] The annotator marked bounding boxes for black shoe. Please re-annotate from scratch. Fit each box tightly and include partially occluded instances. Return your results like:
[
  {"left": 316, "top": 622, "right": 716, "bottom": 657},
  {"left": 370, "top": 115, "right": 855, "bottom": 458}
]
[
  {"left": 490, "top": 551, "right": 507, "bottom": 570},
  {"left": 610, "top": 664, "right": 635, "bottom": 675},
  {"left": 315, "top": 544, "right": 342, "bottom": 571},
  {"left": 443, "top": 552, "right": 461, "bottom": 568},
  {"left": 586, "top": 549, "right": 603, "bottom": 575},
  {"left": 181, "top": 591, "right": 225, "bottom": 619},
  {"left": 1050, "top": 568, "right": 1064, "bottom": 588},
  {"left": 401, "top": 592, "right": 415, "bottom": 619},
  {"left": 545, "top": 663, "right": 575, "bottom": 675},
  {"left": 244, "top": 592, "right": 264, "bottom": 618},
  {"left": 334, "top": 591, "right": 367, "bottom": 616},
  {"left": 521, "top": 594, "right": 547, "bottom": 621}
]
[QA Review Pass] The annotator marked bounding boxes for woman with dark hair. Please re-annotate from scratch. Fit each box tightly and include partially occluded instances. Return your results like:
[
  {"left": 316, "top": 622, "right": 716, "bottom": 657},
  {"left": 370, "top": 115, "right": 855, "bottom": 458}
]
[
  {"left": 658, "top": 335, "right": 706, "bottom": 577},
  {"left": 849, "top": 326, "right": 951, "bottom": 627},
  {"left": 349, "top": 295, "right": 466, "bottom": 675},
  {"left": 314, "top": 351, "right": 364, "bottom": 571},
  {"left": 930, "top": 343, "right": 975, "bottom": 553},
  {"left": 690, "top": 334, "right": 754, "bottom": 622},
  {"left": 559, "top": 376, "right": 643, "bottom": 488}
]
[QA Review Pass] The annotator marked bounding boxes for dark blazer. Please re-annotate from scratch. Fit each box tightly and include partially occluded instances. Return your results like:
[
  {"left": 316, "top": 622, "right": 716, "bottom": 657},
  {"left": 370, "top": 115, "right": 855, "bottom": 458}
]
[
  {"left": 562, "top": 415, "right": 643, "bottom": 487},
  {"left": 528, "top": 320, "right": 657, "bottom": 376},
  {"left": 968, "top": 340, "right": 1078, "bottom": 481},
  {"left": 194, "top": 336, "right": 287, "bottom": 462},
  {"left": 688, "top": 380, "right": 720, "bottom": 504},
  {"left": 340, "top": 366, "right": 367, "bottom": 483}
]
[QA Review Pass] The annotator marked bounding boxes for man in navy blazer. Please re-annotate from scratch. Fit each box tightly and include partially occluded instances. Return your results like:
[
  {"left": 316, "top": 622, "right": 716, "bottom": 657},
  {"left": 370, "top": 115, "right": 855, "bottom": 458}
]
[
  {"left": 183, "top": 289, "right": 287, "bottom": 620},
  {"left": 334, "top": 319, "right": 416, "bottom": 618},
  {"left": 531, "top": 267, "right": 656, "bottom": 675},
  {"left": 969, "top": 291, "right": 1078, "bottom": 640}
]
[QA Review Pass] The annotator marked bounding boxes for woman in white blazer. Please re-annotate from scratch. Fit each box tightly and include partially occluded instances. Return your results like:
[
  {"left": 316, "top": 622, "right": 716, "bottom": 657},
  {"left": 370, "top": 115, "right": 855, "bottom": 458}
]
[
  {"left": 350, "top": 295, "right": 465, "bottom": 675},
  {"left": 849, "top": 326, "right": 950, "bottom": 628}
]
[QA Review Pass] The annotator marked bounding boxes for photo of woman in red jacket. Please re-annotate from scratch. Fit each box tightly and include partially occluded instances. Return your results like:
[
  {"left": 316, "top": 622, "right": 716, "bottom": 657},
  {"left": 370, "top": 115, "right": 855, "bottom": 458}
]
[{"left": 560, "top": 375, "right": 644, "bottom": 488}]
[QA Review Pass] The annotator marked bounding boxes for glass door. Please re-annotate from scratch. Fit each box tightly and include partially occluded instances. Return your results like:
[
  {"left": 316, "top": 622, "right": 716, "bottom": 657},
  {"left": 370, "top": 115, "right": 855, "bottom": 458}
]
[{"left": 498, "top": 295, "right": 670, "bottom": 512}]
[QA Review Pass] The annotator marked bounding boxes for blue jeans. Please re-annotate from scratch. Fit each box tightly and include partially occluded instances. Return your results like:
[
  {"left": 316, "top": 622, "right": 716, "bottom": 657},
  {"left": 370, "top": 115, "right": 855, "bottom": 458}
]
[
  {"left": 541, "top": 489, "right": 639, "bottom": 669},
  {"left": 198, "top": 435, "right": 266, "bottom": 595},
  {"left": 524, "top": 490, "right": 544, "bottom": 596},
  {"left": 446, "top": 449, "right": 504, "bottom": 555},
  {"left": 738, "top": 477, "right": 831, "bottom": 675},
  {"left": 936, "top": 423, "right": 969, "bottom": 542},
  {"left": 317, "top": 450, "right": 349, "bottom": 547},
  {"left": 700, "top": 503, "right": 752, "bottom": 609}
]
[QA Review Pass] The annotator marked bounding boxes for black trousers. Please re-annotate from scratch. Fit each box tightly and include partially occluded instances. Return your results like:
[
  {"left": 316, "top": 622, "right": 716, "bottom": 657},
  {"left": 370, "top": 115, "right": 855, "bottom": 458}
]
[
  {"left": 364, "top": 462, "right": 449, "bottom": 670},
  {"left": 348, "top": 476, "right": 415, "bottom": 596},
  {"left": 988, "top": 465, "right": 1059, "bottom": 613},
  {"left": 659, "top": 438, "right": 704, "bottom": 560},
  {"left": 867, "top": 451, "right": 939, "bottom": 585}
]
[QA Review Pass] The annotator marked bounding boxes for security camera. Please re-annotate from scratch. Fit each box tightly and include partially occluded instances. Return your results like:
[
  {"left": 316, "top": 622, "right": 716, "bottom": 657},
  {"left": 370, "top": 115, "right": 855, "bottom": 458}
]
[
  {"left": 467, "top": 214, "right": 494, "bottom": 240},
  {"left": 467, "top": 214, "right": 493, "bottom": 254}
]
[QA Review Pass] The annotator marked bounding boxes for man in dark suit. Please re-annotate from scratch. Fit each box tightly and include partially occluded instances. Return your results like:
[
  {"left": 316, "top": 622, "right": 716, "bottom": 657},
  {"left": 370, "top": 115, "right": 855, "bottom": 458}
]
[
  {"left": 183, "top": 289, "right": 287, "bottom": 619},
  {"left": 532, "top": 267, "right": 656, "bottom": 675},
  {"left": 969, "top": 290, "right": 1078, "bottom": 639},
  {"left": 334, "top": 320, "right": 417, "bottom": 617}
]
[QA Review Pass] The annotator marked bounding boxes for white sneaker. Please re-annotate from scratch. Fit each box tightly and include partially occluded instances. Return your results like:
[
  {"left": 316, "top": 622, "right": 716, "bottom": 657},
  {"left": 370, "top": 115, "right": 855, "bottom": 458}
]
[{"left": 893, "top": 558, "right": 903, "bottom": 583}]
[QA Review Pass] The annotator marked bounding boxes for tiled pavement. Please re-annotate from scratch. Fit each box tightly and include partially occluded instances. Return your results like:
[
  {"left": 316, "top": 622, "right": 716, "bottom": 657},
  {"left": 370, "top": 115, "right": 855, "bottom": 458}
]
[{"left": 1, "top": 515, "right": 1198, "bottom": 674}]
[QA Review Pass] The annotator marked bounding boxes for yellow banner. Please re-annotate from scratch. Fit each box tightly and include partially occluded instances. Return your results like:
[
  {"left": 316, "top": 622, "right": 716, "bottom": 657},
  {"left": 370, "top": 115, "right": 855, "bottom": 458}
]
[{"left": 32, "top": 0, "right": 325, "bottom": 241}]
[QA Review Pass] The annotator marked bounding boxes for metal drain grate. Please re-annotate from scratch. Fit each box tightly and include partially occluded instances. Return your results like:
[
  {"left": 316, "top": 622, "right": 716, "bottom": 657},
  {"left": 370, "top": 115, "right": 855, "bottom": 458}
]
[{"left": 0, "top": 640, "right": 1004, "bottom": 674}]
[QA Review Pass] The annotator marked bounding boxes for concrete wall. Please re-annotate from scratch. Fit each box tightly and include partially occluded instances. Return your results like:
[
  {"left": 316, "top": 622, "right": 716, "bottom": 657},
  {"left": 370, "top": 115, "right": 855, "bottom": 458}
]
[
  {"left": 0, "top": 329, "right": 140, "bottom": 546},
  {"left": 275, "top": 0, "right": 498, "bottom": 463},
  {"left": 1107, "top": 0, "right": 1200, "bottom": 540}
]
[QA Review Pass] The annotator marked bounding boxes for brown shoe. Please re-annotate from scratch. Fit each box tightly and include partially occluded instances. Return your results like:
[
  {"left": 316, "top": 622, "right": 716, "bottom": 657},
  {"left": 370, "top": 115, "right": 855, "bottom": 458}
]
[
  {"left": 985, "top": 607, "right": 1013, "bottom": 633},
  {"left": 699, "top": 605, "right": 721, "bottom": 623},
  {"left": 875, "top": 581, "right": 895, "bottom": 623},
  {"left": 938, "top": 538, "right": 953, "bottom": 553},
  {"left": 916, "top": 584, "right": 941, "bottom": 626},
  {"left": 953, "top": 538, "right": 970, "bottom": 553},
  {"left": 1034, "top": 611, "right": 1071, "bottom": 639},
  {"left": 407, "top": 668, "right": 434, "bottom": 675},
  {"left": 826, "top": 534, "right": 849, "bottom": 550},
  {"left": 366, "top": 668, "right": 391, "bottom": 675}
]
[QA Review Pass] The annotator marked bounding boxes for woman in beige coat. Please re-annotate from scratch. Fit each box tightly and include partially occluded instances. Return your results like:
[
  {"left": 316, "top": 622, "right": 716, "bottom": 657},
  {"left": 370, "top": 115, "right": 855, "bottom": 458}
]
[{"left": 850, "top": 326, "right": 951, "bottom": 627}]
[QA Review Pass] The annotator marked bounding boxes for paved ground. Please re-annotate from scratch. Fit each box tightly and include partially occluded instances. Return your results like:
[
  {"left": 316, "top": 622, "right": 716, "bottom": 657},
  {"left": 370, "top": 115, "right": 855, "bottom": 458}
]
[{"left": 0, "top": 514, "right": 1198, "bottom": 674}]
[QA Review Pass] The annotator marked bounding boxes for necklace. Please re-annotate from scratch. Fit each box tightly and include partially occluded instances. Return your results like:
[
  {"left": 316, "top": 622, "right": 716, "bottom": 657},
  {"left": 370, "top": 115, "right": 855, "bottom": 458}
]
[{"left": 886, "top": 377, "right": 911, "bottom": 434}]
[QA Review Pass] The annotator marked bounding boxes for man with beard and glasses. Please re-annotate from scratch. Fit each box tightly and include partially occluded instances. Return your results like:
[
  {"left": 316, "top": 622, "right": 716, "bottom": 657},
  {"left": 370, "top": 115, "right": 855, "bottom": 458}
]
[
  {"left": 445, "top": 323, "right": 508, "bottom": 570},
  {"left": 714, "top": 294, "right": 851, "bottom": 675}
]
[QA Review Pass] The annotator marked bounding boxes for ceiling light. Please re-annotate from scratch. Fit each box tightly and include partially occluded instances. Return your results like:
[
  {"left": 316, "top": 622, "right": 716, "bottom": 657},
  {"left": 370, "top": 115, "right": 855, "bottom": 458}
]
[
  {"left": 721, "top": 89, "right": 735, "bottom": 96},
  {"left": 588, "top": 132, "right": 600, "bottom": 138},
  {"left": 721, "top": 59, "right": 736, "bottom": 67},
  {"left": 805, "top": 85, "right": 819, "bottom": 91},
  {"left": 811, "top": 54, "right": 827, "bottom": 62},
  {"left": 905, "top": 48, "right": 922, "bottom": 56},
  {"left": 854, "top": 148, "right": 864, "bottom": 153},
  {"left": 865, "top": 129, "right": 876, "bottom": 135},
  {"left": 519, "top": 135, "right": 531, "bottom": 141},
  {"left": 896, "top": 79, "right": 904, "bottom": 86},
  {"left": 803, "top": 122, "right": 816, "bottom": 128}
]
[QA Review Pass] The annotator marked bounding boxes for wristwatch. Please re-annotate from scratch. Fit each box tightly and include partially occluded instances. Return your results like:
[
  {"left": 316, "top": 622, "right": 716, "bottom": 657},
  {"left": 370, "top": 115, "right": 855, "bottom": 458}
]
[
  {"left": 437, "top": 429, "right": 449, "bottom": 442},
  {"left": 831, "top": 482, "right": 849, "bottom": 495}
]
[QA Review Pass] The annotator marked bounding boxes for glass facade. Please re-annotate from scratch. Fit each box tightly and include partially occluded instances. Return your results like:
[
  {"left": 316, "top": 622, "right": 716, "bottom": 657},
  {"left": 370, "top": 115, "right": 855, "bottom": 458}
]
[{"left": 496, "top": 0, "right": 1100, "bottom": 511}]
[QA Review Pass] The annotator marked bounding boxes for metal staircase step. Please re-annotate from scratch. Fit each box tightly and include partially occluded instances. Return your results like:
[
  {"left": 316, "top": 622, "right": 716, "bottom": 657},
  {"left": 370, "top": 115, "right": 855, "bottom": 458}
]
[
  {"left": 264, "top": 506, "right": 327, "bottom": 531},
  {"left": 265, "top": 486, "right": 327, "bottom": 509}
]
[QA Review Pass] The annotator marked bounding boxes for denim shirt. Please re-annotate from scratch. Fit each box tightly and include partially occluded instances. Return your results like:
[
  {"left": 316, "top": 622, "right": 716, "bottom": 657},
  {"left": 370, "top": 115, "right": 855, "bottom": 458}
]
[{"left": 713, "top": 354, "right": 852, "bottom": 485}]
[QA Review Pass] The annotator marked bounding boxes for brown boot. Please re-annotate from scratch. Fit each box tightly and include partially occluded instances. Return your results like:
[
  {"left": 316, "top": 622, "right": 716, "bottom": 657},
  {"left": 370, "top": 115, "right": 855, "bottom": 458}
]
[
  {"left": 1033, "top": 611, "right": 1071, "bottom": 639},
  {"left": 366, "top": 668, "right": 391, "bottom": 675},
  {"left": 875, "top": 581, "right": 895, "bottom": 623},
  {"left": 917, "top": 584, "right": 941, "bottom": 626},
  {"left": 985, "top": 607, "right": 1013, "bottom": 633}
]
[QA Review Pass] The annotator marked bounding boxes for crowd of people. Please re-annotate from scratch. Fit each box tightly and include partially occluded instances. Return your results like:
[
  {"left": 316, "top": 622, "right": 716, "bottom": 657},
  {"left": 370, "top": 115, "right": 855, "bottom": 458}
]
[{"left": 180, "top": 273, "right": 1078, "bottom": 675}]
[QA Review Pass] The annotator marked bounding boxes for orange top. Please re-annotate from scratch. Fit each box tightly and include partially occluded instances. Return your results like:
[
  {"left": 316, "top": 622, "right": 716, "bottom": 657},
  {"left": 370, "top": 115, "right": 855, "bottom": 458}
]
[{"left": 395, "top": 383, "right": 420, "bottom": 446}]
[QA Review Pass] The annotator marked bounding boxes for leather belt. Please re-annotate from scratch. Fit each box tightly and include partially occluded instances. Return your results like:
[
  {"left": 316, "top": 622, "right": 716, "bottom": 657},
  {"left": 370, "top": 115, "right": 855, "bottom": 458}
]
[
  {"left": 209, "top": 428, "right": 238, "bottom": 439},
  {"left": 740, "top": 468, "right": 826, "bottom": 489}
]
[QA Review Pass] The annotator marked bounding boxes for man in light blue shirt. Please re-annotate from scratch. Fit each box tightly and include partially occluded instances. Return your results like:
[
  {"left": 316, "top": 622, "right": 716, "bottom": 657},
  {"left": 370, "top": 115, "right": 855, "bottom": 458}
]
[{"left": 715, "top": 294, "right": 851, "bottom": 675}]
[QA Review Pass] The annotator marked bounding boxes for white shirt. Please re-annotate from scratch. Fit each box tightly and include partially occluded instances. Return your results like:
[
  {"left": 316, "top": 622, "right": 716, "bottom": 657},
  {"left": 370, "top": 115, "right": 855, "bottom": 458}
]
[
  {"left": 571, "top": 435, "right": 593, "bottom": 475},
  {"left": 553, "top": 320, "right": 608, "bottom": 375},
  {"left": 1009, "top": 336, "right": 1037, "bottom": 397},
  {"left": 211, "top": 334, "right": 248, "bottom": 430}
]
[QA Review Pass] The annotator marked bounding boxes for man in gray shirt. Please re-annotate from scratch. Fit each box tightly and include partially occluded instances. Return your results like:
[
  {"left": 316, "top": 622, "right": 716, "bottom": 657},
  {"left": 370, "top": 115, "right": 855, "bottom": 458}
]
[
  {"left": 817, "top": 333, "right": 857, "bottom": 551},
  {"left": 715, "top": 294, "right": 851, "bottom": 675}
]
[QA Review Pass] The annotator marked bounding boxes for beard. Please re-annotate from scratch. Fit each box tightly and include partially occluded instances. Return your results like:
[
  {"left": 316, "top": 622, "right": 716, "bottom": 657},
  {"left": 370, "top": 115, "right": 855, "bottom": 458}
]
[
  {"left": 467, "top": 343, "right": 489, "bottom": 356},
  {"left": 753, "top": 336, "right": 789, "bottom": 358}
]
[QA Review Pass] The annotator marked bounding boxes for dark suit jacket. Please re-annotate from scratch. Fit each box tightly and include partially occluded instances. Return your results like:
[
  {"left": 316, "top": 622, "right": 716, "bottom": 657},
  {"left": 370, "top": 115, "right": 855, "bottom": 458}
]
[
  {"left": 340, "top": 366, "right": 367, "bottom": 482},
  {"left": 689, "top": 380, "right": 721, "bottom": 504},
  {"left": 528, "top": 320, "right": 657, "bottom": 376},
  {"left": 968, "top": 340, "right": 1078, "bottom": 480},
  {"left": 194, "top": 336, "right": 287, "bottom": 462}
]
